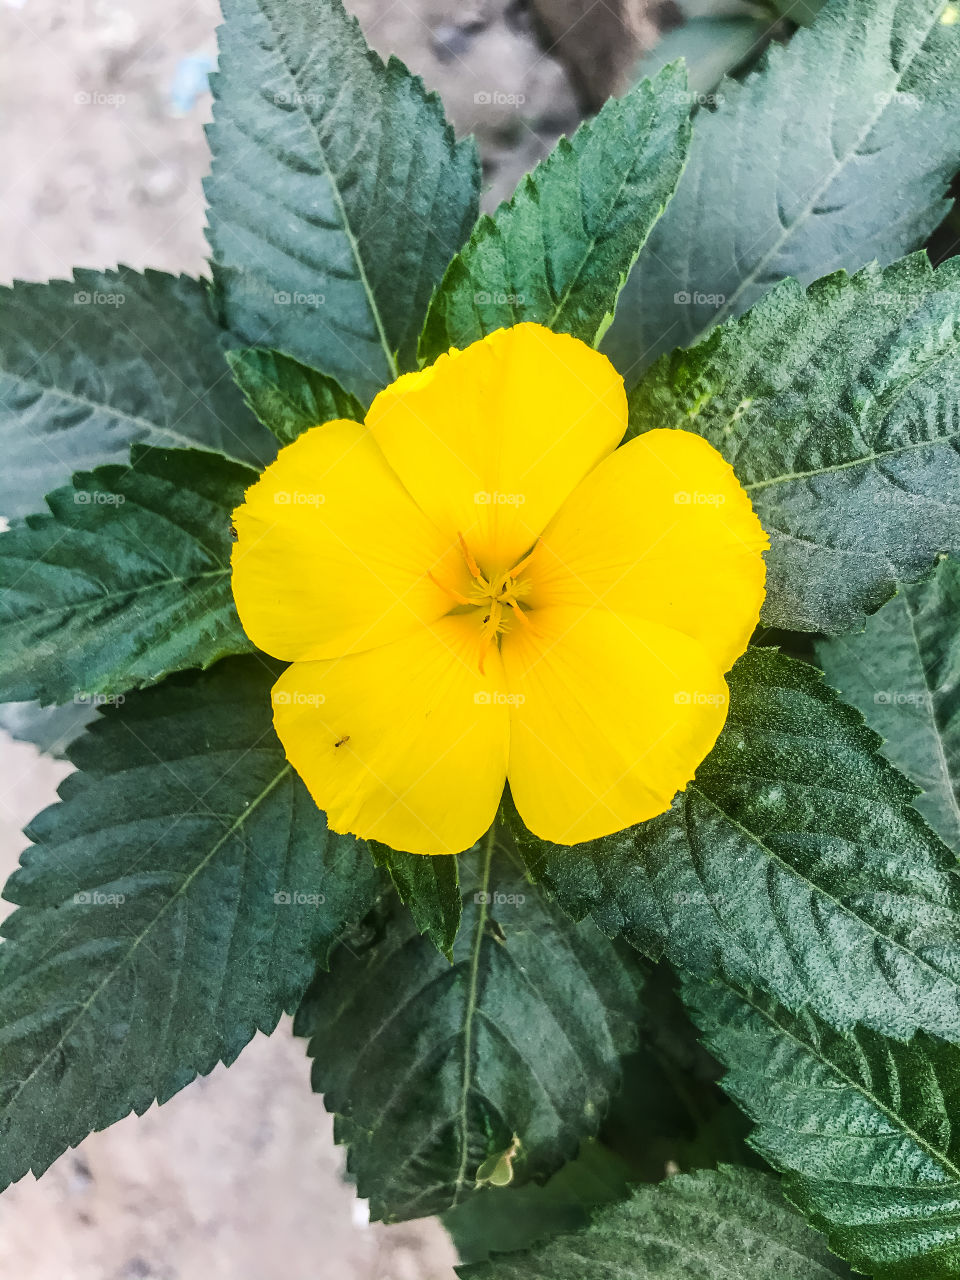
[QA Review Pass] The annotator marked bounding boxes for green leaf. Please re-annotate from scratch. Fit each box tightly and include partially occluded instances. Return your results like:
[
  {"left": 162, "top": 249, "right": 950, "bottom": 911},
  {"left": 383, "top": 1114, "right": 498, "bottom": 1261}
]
[
  {"left": 0, "top": 446, "right": 256, "bottom": 705},
  {"left": 604, "top": 0, "right": 960, "bottom": 376},
  {"left": 684, "top": 974, "right": 960, "bottom": 1279},
  {"left": 294, "top": 834, "right": 645, "bottom": 1222},
  {"left": 0, "top": 269, "right": 275, "bottom": 519},
  {"left": 418, "top": 62, "right": 692, "bottom": 362},
  {"left": 206, "top": 0, "right": 480, "bottom": 405},
  {"left": 510, "top": 648, "right": 960, "bottom": 1042},
  {"left": 446, "top": 954, "right": 763, "bottom": 1265},
  {"left": 457, "top": 1165, "right": 852, "bottom": 1279},
  {"left": 226, "top": 348, "right": 365, "bottom": 446},
  {"left": 0, "top": 656, "right": 380, "bottom": 1191},
  {"left": 628, "top": 253, "right": 960, "bottom": 633},
  {"left": 370, "top": 842, "right": 462, "bottom": 960},
  {"left": 817, "top": 556, "right": 960, "bottom": 851}
]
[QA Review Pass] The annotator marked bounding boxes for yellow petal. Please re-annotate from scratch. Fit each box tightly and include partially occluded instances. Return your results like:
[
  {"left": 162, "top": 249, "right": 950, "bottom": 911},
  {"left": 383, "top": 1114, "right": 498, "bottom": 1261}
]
[
  {"left": 524, "top": 429, "right": 768, "bottom": 673},
  {"left": 502, "top": 606, "right": 729, "bottom": 845},
  {"left": 272, "top": 615, "right": 510, "bottom": 855},
  {"left": 365, "top": 323, "right": 627, "bottom": 579},
  {"left": 231, "top": 420, "right": 466, "bottom": 662}
]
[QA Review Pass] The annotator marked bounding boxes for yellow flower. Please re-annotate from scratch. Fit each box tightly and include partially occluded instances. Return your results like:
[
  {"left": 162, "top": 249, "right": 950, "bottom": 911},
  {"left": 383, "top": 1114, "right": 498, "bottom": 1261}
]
[{"left": 231, "top": 323, "right": 768, "bottom": 856}]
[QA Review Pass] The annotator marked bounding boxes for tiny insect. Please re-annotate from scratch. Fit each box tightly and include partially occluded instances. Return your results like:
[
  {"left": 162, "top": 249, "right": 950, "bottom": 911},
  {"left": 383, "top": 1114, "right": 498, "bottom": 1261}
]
[
  {"left": 228, "top": 521, "right": 238, "bottom": 541},
  {"left": 334, "top": 735, "right": 350, "bottom": 748}
]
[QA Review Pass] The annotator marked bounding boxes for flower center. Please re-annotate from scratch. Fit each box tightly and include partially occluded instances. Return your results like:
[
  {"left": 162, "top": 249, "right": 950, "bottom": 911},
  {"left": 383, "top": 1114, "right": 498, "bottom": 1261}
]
[{"left": 430, "top": 533, "right": 536, "bottom": 673}]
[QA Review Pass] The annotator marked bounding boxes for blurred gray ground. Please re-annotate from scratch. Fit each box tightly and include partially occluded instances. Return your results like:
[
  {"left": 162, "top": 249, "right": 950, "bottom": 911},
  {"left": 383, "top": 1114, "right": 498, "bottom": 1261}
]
[
  {"left": 0, "top": 0, "right": 597, "bottom": 285},
  {"left": 0, "top": 2, "right": 648, "bottom": 1276}
]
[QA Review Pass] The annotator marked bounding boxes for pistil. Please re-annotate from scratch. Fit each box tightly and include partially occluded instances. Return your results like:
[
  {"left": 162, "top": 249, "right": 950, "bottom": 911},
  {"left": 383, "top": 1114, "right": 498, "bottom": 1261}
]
[{"left": 428, "top": 533, "right": 537, "bottom": 672}]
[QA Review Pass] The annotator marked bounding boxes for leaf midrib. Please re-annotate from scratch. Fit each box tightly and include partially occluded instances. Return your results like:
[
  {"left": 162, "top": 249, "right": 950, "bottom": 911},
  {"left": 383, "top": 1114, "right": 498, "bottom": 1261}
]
[
  {"left": 452, "top": 825, "right": 494, "bottom": 1203},
  {"left": 743, "top": 426, "right": 960, "bottom": 494},
  {"left": 251, "top": 0, "right": 399, "bottom": 384},
  {"left": 3, "top": 570, "right": 231, "bottom": 629},
  {"left": 3, "top": 567, "right": 231, "bottom": 626},
  {"left": 354, "top": 842, "right": 620, "bottom": 1197},
  {"left": 3, "top": 371, "right": 238, "bottom": 458},
  {"left": 695, "top": 5, "right": 945, "bottom": 338},
  {"left": 0, "top": 763, "right": 291, "bottom": 1128},
  {"left": 689, "top": 782, "right": 960, "bottom": 1013},
  {"left": 730, "top": 985, "right": 960, "bottom": 1183},
  {"left": 543, "top": 92, "right": 662, "bottom": 341}
]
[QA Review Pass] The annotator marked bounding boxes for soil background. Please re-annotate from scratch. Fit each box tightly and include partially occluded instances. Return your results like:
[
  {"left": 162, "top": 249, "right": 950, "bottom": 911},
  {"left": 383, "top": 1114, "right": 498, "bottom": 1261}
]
[{"left": 0, "top": 2, "right": 648, "bottom": 1275}]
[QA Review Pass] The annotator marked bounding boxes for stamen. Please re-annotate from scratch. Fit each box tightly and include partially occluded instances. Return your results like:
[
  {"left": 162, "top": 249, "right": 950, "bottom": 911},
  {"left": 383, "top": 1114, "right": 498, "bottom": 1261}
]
[
  {"left": 457, "top": 532, "right": 485, "bottom": 583},
  {"left": 477, "top": 599, "right": 503, "bottom": 675},
  {"left": 427, "top": 569, "right": 471, "bottom": 605},
  {"left": 443, "top": 533, "right": 538, "bottom": 672}
]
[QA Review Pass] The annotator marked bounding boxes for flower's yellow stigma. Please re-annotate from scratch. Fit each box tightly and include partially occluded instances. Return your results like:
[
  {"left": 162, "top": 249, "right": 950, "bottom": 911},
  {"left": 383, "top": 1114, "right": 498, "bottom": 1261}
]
[
  {"left": 230, "top": 323, "right": 769, "bottom": 856},
  {"left": 458, "top": 533, "right": 536, "bottom": 673},
  {"left": 428, "top": 534, "right": 538, "bottom": 671}
]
